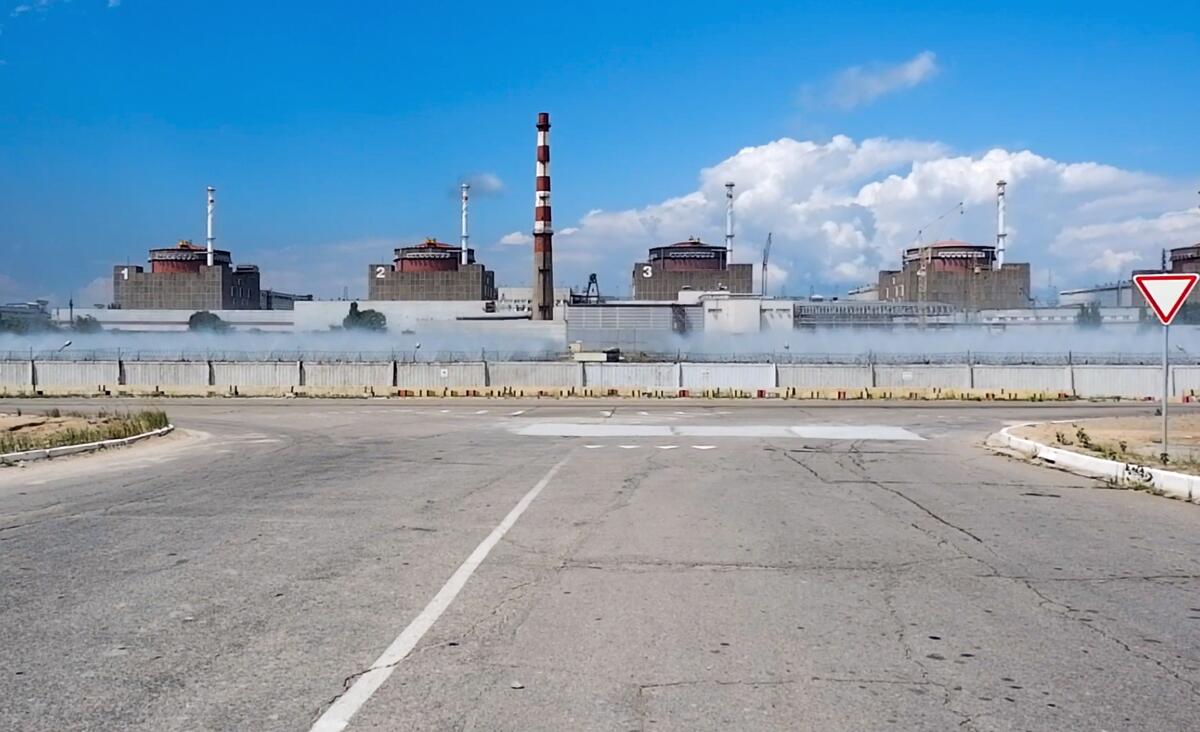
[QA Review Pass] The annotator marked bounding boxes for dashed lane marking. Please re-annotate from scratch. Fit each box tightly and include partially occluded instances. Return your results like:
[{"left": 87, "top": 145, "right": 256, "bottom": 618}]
[
  {"left": 692, "top": 445, "right": 717, "bottom": 450},
  {"left": 308, "top": 456, "right": 571, "bottom": 732}
]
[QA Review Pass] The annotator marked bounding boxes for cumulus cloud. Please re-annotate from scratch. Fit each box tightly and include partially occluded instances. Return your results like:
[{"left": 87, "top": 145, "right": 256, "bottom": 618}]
[
  {"left": 498, "top": 231, "right": 532, "bottom": 247},
  {"left": 75, "top": 276, "right": 113, "bottom": 307},
  {"left": 817, "top": 51, "right": 939, "bottom": 110},
  {"left": 458, "top": 172, "right": 505, "bottom": 198},
  {"left": 548, "top": 134, "right": 1200, "bottom": 296}
]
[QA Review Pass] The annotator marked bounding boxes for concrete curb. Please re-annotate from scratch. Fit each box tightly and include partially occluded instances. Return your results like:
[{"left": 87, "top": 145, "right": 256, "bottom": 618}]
[
  {"left": 0, "top": 424, "right": 175, "bottom": 466},
  {"left": 987, "top": 421, "right": 1200, "bottom": 504}
]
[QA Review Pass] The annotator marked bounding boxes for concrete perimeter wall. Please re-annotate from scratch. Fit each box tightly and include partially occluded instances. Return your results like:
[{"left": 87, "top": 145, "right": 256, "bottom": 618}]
[
  {"left": 212, "top": 362, "right": 301, "bottom": 389},
  {"left": 304, "top": 362, "right": 393, "bottom": 388},
  {"left": 396, "top": 363, "right": 487, "bottom": 389},
  {"left": 585, "top": 363, "right": 680, "bottom": 389},
  {"left": 5, "top": 359, "right": 1200, "bottom": 399},
  {"left": 35, "top": 361, "right": 121, "bottom": 391},
  {"left": 124, "top": 361, "right": 211, "bottom": 389},
  {"left": 681, "top": 363, "right": 776, "bottom": 390},
  {"left": 778, "top": 365, "right": 872, "bottom": 389},
  {"left": 0, "top": 360, "right": 34, "bottom": 394},
  {"left": 488, "top": 362, "right": 582, "bottom": 389}
]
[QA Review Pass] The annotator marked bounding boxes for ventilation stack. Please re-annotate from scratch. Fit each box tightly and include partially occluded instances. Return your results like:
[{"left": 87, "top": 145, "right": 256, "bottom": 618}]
[
  {"left": 995, "top": 179, "right": 1007, "bottom": 270},
  {"left": 725, "top": 182, "right": 735, "bottom": 258},
  {"left": 206, "top": 186, "right": 216, "bottom": 267},
  {"left": 532, "top": 112, "right": 554, "bottom": 321},
  {"left": 460, "top": 182, "right": 470, "bottom": 266}
]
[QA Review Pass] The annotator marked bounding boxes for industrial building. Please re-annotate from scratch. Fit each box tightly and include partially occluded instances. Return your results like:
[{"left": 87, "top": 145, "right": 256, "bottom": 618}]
[
  {"left": 1130, "top": 244, "right": 1200, "bottom": 310},
  {"left": 875, "top": 180, "right": 1030, "bottom": 310},
  {"left": 632, "top": 239, "right": 755, "bottom": 299},
  {"left": 368, "top": 238, "right": 497, "bottom": 301},
  {"left": 111, "top": 188, "right": 309, "bottom": 311},
  {"left": 876, "top": 239, "right": 1031, "bottom": 310},
  {"left": 1059, "top": 281, "right": 1135, "bottom": 308},
  {"left": 630, "top": 183, "right": 755, "bottom": 300}
]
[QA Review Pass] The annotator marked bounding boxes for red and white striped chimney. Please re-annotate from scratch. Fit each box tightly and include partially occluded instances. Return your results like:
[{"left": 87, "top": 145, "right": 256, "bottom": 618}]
[{"left": 532, "top": 112, "right": 554, "bottom": 321}]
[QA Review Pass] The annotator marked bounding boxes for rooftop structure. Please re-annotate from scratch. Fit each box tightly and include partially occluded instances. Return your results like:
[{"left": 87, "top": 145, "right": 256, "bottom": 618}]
[
  {"left": 111, "top": 188, "right": 309, "bottom": 311},
  {"left": 877, "top": 239, "right": 1031, "bottom": 310},
  {"left": 368, "top": 238, "right": 497, "bottom": 301},
  {"left": 631, "top": 238, "right": 755, "bottom": 300}
]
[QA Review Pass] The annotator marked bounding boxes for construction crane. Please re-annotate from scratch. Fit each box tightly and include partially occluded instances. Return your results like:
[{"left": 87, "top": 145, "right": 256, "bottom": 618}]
[
  {"left": 761, "top": 232, "right": 773, "bottom": 297},
  {"left": 914, "top": 201, "right": 964, "bottom": 327}
]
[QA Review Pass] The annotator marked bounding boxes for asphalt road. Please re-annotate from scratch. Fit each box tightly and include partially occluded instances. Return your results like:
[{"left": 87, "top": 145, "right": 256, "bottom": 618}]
[{"left": 1, "top": 399, "right": 1198, "bottom": 731}]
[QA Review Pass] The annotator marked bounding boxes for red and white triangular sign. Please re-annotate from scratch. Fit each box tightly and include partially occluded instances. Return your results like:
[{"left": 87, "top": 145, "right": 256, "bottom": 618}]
[{"left": 1133, "top": 273, "right": 1199, "bottom": 325}]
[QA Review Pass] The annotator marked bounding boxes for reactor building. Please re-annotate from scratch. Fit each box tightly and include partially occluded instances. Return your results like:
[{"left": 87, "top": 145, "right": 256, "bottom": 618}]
[
  {"left": 875, "top": 181, "right": 1031, "bottom": 310},
  {"left": 631, "top": 183, "right": 754, "bottom": 300},
  {"left": 112, "top": 187, "right": 309, "bottom": 310},
  {"left": 368, "top": 183, "right": 498, "bottom": 301}
]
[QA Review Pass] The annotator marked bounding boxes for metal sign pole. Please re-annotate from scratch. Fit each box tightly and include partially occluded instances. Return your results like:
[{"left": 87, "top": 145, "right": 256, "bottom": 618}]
[{"left": 1162, "top": 322, "right": 1169, "bottom": 464}]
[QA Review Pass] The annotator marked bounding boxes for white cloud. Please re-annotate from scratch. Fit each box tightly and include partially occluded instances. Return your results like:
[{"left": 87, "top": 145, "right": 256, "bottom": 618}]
[
  {"left": 547, "top": 134, "right": 1200, "bottom": 296},
  {"left": 461, "top": 171, "right": 505, "bottom": 197},
  {"left": 76, "top": 276, "right": 113, "bottom": 307},
  {"left": 498, "top": 231, "right": 532, "bottom": 246},
  {"left": 820, "top": 51, "right": 939, "bottom": 110}
]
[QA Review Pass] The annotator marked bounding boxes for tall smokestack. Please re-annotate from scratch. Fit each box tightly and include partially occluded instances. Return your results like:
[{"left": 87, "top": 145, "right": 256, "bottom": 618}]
[
  {"left": 725, "top": 182, "right": 735, "bottom": 258},
  {"left": 460, "top": 182, "right": 470, "bottom": 266},
  {"left": 995, "top": 179, "right": 1007, "bottom": 271},
  {"left": 532, "top": 112, "right": 554, "bottom": 321},
  {"left": 206, "top": 186, "right": 216, "bottom": 267}
]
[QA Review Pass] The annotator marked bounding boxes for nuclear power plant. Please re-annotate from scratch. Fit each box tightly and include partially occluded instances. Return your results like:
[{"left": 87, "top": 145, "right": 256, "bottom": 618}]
[
  {"left": 36, "top": 112, "right": 1198, "bottom": 340},
  {"left": 111, "top": 187, "right": 310, "bottom": 311}
]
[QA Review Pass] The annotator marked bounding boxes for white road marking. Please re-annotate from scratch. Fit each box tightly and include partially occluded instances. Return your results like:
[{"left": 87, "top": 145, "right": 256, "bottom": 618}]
[
  {"left": 474, "top": 410, "right": 489, "bottom": 415},
  {"left": 656, "top": 445, "right": 678, "bottom": 450},
  {"left": 309, "top": 456, "right": 571, "bottom": 732},
  {"left": 600, "top": 410, "right": 614, "bottom": 417},
  {"left": 692, "top": 445, "right": 717, "bottom": 450},
  {"left": 618, "top": 445, "right": 639, "bottom": 449},
  {"left": 584, "top": 444, "right": 605, "bottom": 449},
  {"left": 637, "top": 411, "right": 650, "bottom": 416},
  {"left": 512, "top": 423, "right": 923, "bottom": 441},
  {"left": 439, "top": 409, "right": 450, "bottom": 414},
  {"left": 509, "top": 410, "right": 526, "bottom": 416}
]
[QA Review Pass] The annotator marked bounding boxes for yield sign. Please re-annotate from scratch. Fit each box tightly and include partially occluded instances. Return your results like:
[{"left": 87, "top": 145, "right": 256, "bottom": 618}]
[{"left": 1134, "top": 273, "right": 1199, "bottom": 325}]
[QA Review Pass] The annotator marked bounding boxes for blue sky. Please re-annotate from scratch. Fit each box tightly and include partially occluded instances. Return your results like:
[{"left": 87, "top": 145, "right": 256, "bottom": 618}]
[{"left": 1, "top": 0, "right": 1198, "bottom": 304}]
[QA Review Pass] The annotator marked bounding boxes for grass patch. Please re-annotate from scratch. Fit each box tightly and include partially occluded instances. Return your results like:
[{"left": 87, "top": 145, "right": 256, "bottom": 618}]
[{"left": 0, "top": 409, "right": 169, "bottom": 454}]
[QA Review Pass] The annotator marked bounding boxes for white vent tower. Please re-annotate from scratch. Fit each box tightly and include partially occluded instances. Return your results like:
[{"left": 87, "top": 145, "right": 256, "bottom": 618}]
[
  {"left": 725, "top": 182, "right": 735, "bottom": 257},
  {"left": 460, "top": 182, "right": 470, "bottom": 266},
  {"left": 995, "top": 179, "right": 1007, "bottom": 270},
  {"left": 206, "top": 186, "right": 216, "bottom": 267}
]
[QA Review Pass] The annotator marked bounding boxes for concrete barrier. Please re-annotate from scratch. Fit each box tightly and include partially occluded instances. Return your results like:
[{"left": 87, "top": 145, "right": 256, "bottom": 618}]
[
  {"left": 777, "top": 364, "right": 872, "bottom": 389},
  {"left": 1073, "top": 365, "right": 1159, "bottom": 399},
  {"left": 874, "top": 365, "right": 971, "bottom": 389},
  {"left": 304, "top": 362, "right": 394, "bottom": 389},
  {"left": 123, "top": 361, "right": 211, "bottom": 393},
  {"left": 0, "top": 361, "right": 33, "bottom": 393},
  {"left": 972, "top": 365, "right": 1071, "bottom": 394},
  {"left": 33, "top": 360, "right": 120, "bottom": 393},
  {"left": 488, "top": 362, "right": 582, "bottom": 389},
  {"left": 396, "top": 362, "right": 487, "bottom": 390},
  {"left": 584, "top": 363, "right": 679, "bottom": 390},
  {"left": 989, "top": 422, "right": 1200, "bottom": 504},
  {"left": 681, "top": 363, "right": 776, "bottom": 391},
  {"left": 212, "top": 362, "right": 300, "bottom": 392}
]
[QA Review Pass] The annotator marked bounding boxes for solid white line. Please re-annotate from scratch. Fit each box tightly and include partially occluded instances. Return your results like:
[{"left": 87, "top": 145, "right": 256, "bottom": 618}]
[{"left": 309, "top": 456, "right": 570, "bottom": 732}]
